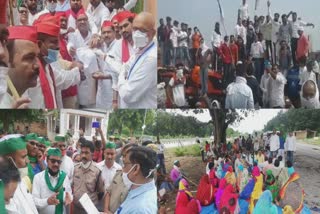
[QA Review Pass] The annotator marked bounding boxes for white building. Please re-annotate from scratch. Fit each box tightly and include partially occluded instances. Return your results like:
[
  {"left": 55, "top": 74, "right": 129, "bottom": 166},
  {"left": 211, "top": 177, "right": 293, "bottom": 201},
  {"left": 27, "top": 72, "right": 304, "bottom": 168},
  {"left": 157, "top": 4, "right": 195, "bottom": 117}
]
[{"left": 46, "top": 109, "right": 109, "bottom": 142}]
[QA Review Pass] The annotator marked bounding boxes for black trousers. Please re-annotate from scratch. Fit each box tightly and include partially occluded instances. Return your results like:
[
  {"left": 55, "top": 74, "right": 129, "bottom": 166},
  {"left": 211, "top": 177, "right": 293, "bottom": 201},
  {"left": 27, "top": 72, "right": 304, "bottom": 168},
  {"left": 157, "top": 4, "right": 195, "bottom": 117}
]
[{"left": 291, "top": 38, "right": 299, "bottom": 66}]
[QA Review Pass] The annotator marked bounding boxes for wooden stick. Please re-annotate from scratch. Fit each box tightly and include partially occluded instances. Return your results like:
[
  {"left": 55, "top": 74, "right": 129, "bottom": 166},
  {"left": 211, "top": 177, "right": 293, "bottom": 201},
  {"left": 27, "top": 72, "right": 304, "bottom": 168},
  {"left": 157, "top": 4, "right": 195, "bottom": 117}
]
[
  {"left": 6, "top": 76, "right": 20, "bottom": 100},
  {"left": 8, "top": 0, "right": 15, "bottom": 26}
]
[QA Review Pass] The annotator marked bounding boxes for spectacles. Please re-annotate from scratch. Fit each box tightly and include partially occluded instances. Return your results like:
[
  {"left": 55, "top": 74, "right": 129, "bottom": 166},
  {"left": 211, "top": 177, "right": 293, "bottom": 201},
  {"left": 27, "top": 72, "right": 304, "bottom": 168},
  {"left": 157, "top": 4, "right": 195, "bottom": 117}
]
[{"left": 48, "top": 159, "right": 62, "bottom": 164}]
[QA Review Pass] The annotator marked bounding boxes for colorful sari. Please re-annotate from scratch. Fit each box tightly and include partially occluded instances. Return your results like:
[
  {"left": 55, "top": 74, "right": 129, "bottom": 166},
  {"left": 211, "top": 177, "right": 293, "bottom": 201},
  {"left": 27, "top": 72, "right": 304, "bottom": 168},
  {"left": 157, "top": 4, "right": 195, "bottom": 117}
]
[
  {"left": 253, "top": 190, "right": 278, "bottom": 214},
  {"left": 219, "top": 184, "right": 239, "bottom": 213},
  {"left": 250, "top": 166, "right": 263, "bottom": 213},
  {"left": 176, "top": 179, "right": 193, "bottom": 213},
  {"left": 215, "top": 178, "right": 227, "bottom": 209},
  {"left": 225, "top": 166, "right": 236, "bottom": 188},
  {"left": 265, "top": 170, "right": 279, "bottom": 201}
]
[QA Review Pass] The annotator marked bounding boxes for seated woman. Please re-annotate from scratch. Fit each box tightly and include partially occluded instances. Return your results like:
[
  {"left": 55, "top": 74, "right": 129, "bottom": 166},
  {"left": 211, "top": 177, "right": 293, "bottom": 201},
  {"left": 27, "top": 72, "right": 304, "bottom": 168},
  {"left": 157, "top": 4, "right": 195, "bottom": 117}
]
[{"left": 253, "top": 190, "right": 278, "bottom": 214}]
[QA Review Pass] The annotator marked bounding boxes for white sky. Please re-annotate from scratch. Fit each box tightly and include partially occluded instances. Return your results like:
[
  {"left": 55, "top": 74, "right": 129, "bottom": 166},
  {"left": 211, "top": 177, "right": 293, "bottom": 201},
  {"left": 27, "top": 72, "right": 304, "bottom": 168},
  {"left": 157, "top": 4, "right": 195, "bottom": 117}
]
[{"left": 165, "top": 109, "right": 283, "bottom": 134}]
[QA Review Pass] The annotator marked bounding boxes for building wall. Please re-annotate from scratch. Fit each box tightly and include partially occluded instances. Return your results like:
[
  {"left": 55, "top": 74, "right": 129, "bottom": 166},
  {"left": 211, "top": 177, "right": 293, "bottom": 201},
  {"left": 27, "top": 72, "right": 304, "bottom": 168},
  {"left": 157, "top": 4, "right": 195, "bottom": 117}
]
[
  {"left": 294, "top": 131, "right": 307, "bottom": 139},
  {"left": 14, "top": 122, "right": 47, "bottom": 136}
]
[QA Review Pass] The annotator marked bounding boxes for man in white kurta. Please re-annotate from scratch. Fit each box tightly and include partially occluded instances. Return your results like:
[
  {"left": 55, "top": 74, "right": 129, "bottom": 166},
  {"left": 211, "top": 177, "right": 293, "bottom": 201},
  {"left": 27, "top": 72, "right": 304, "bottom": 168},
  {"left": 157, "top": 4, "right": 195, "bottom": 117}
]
[
  {"left": 269, "top": 130, "right": 280, "bottom": 158},
  {"left": 67, "top": 11, "right": 99, "bottom": 107},
  {"left": 32, "top": 148, "right": 73, "bottom": 214},
  {"left": 118, "top": 12, "right": 157, "bottom": 108},
  {"left": 55, "top": 135, "right": 74, "bottom": 182},
  {"left": 86, "top": 0, "right": 110, "bottom": 32},
  {"left": 1, "top": 135, "right": 38, "bottom": 214}
]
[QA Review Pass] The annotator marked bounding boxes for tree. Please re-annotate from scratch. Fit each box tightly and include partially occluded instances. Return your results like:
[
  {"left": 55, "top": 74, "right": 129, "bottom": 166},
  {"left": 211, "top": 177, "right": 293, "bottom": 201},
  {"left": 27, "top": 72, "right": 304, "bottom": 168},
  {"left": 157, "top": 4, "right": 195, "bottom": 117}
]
[{"left": 0, "top": 110, "right": 46, "bottom": 132}]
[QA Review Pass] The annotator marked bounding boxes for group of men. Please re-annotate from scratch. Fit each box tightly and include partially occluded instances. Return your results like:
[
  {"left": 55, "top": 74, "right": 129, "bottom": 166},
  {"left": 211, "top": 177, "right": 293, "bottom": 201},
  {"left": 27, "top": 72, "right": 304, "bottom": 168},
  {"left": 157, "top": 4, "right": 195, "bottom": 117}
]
[
  {"left": 0, "top": 0, "right": 157, "bottom": 109},
  {"left": 0, "top": 131, "right": 157, "bottom": 213},
  {"left": 157, "top": 0, "right": 320, "bottom": 109}
]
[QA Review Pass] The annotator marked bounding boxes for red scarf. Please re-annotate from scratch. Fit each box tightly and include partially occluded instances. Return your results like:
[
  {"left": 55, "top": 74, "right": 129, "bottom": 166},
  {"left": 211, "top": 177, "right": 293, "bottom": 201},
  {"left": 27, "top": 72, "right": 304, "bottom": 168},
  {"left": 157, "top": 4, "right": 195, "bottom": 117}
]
[
  {"left": 38, "top": 58, "right": 56, "bottom": 109},
  {"left": 122, "top": 39, "right": 130, "bottom": 63}
]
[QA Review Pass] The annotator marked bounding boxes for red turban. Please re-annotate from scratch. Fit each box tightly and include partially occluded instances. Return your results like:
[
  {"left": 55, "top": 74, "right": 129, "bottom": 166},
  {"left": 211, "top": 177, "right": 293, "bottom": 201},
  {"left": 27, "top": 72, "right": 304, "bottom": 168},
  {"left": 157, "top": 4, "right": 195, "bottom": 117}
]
[
  {"left": 35, "top": 21, "right": 60, "bottom": 37},
  {"left": 8, "top": 26, "right": 38, "bottom": 43},
  {"left": 102, "top": 20, "right": 113, "bottom": 28}
]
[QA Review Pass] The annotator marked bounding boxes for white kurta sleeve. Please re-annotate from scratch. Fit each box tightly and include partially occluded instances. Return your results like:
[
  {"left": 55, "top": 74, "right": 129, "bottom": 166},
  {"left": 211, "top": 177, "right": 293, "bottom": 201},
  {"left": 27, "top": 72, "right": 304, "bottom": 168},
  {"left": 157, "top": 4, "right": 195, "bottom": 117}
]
[
  {"left": 63, "top": 176, "right": 73, "bottom": 203},
  {"left": 53, "top": 67, "right": 81, "bottom": 90},
  {"left": 118, "top": 54, "right": 156, "bottom": 105},
  {"left": 123, "top": 0, "right": 137, "bottom": 10},
  {"left": 32, "top": 174, "right": 49, "bottom": 209}
]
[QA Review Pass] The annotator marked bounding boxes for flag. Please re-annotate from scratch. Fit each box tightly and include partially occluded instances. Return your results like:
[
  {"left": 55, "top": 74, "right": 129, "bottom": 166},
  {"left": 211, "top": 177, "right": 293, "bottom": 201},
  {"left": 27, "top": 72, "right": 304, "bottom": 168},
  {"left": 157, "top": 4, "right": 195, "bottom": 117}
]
[{"left": 217, "top": 0, "right": 224, "bottom": 22}]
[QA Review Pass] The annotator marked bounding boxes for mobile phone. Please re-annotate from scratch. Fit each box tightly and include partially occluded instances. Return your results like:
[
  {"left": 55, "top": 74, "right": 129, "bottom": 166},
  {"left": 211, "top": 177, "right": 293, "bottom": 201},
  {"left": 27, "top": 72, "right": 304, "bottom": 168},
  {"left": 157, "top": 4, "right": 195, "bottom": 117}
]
[{"left": 92, "top": 122, "right": 100, "bottom": 128}]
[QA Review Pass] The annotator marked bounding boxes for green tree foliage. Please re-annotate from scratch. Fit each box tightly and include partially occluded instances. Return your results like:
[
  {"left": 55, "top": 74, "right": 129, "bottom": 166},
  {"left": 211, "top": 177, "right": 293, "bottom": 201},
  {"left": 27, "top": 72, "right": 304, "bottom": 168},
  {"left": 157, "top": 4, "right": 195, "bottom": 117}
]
[
  {"left": 264, "top": 109, "right": 320, "bottom": 134},
  {"left": 156, "top": 110, "right": 213, "bottom": 138},
  {"left": 0, "top": 110, "right": 46, "bottom": 132},
  {"left": 108, "top": 109, "right": 155, "bottom": 136}
]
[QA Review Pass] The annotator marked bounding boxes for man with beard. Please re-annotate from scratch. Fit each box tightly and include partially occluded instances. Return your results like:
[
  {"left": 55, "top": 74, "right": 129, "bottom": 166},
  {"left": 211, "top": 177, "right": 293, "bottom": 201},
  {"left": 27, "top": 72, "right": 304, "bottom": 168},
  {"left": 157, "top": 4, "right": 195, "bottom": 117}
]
[
  {"left": 73, "top": 140, "right": 104, "bottom": 213},
  {"left": 32, "top": 148, "right": 73, "bottom": 214},
  {"left": 55, "top": 135, "right": 74, "bottom": 182},
  {"left": 0, "top": 135, "right": 38, "bottom": 214},
  {"left": 0, "top": 26, "right": 40, "bottom": 109},
  {"left": 118, "top": 12, "right": 157, "bottom": 108},
  {"left": 26, "top": 0, "right": 39, "bottom": 25},
  {"left": 25, "top": 133, "right": 47, "bottom": 180},
  {"left": 97, "top": 142, "right": 122, "bottom": 191}
]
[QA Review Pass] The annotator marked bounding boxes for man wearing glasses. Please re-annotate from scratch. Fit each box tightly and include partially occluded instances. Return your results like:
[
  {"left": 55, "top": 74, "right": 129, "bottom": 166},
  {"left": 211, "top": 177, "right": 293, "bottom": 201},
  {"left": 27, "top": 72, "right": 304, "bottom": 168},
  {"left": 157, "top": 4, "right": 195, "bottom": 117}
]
[
  {"left": 55, "top": 135, "right": 74, "bottom": 182},
  {"left": 25, "top": 133, "right": 47, "bottom": 181},
  {"left": 32, "top": 148, "right": 73, "bottom": 214}
]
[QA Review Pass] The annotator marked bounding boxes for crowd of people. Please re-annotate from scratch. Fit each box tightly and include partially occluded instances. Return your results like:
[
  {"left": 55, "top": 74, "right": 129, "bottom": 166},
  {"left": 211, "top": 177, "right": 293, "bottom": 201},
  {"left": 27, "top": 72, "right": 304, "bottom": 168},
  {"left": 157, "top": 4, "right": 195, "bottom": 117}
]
[
  {"left": 155, "top": 129, "right": 310, "bottom": 213},
  {"left": 157, "top": 0, "right": 320, "bottom": 109},
  {"left": 0, "top": 130, "right": 158, "bottom": 213},
  {"left": 0, "top": 0, "right": 157, "bottom": 109}
]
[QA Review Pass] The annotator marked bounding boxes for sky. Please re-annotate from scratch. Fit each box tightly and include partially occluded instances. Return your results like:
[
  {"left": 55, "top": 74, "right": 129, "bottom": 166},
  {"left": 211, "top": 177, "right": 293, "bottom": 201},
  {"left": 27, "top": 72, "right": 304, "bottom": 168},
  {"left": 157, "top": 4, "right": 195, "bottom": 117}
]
[
  {"left": 158, "top": 0, "right": 320, "bottom": 51},
  {"left": 166, "top": 109, "right": 282, "bottom": 134}
]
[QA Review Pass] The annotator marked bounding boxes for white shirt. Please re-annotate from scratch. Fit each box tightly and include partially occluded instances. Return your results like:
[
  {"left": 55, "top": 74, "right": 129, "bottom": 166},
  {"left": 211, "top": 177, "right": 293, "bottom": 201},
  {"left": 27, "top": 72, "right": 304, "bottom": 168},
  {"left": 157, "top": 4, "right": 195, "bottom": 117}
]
[
  {"left": 0, "top": 92, "right": 14, "bottom": 108},
  {"left": 225, "top": 76, "right": 254, "bottom": 109},
  {"left": 211, "top": 31, "right": 222, "bottom": 48},
  {"left": 169, "top": 77, "right": 186, "bottom": 107},
  {"left": 32, "top": 170, "right": 73, "bottom": 214},
  {"left": 235, "top": 25, "right": 247, "bottom": 45},
  {"left": 285, "top": 136, "right": 296, "bottom": 151},
  {"left": 97, "top": 161, "right": 122, "bottom": 190},
  {"left": 157, "top": 143, "right": 165, "bottom": 154},
  {"left": 178, "top": 31, "right": 188, "bottom": 47},
  {"left": 67, "top": 11, "right": 98, "bottom": 34},
  {"left": 86, "top": 2, "right": 110, "bottom": 32},
  {"left": 118, "top": 41, "right": 157, "bottom": 108},
  {"left": 96, "top": 40, "right": 117, "bottom": 109},
  {"left": 260, "top": 73, "right": 270, "bottom": 103},
  {"left": 239, "top": 3, "right": 249, "bottom": 20},
  {"left": 289, "top": 20, "right": 307, "bottom": 39},
  {"left": 299, "top": 67, "right": 317, "bottom": 85},
  {"left": 6, "top": 181, "right": 38, "bottom": 214},
  {"left": 170, "top": 27, "right": 179, "bottom": 48},
  {"left": 32, "top": 8, "right": 49, "bottom": 24},
  {"left": 272, "top": 20, "right": 281, "bottom": 43},
  {"left": 60, "top": 155, "right": 74, "bottom": 182},
  {"left": 109, "top": 0, "right": 138, "bottom": 19},
  {"left": 269, "top": 134, "right": 280, "bottom": 151},
  {"left": 250, "top": 41, "right": 264, "bottom": 58},
  {"left": 28, "top": 11, "right": 38, "bottom": 25},
  {"left": 269, "top": 72, "right": 287, "bottom": 107}
]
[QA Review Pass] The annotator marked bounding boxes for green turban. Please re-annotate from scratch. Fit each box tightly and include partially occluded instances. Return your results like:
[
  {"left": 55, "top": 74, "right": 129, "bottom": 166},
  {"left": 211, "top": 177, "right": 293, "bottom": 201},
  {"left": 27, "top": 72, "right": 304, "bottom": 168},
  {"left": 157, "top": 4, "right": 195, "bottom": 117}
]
[
  {"left": 55, "top": 135, "right": 66, "bottom": 143},
  {"left": 25, "top": 133, "right": 38, "bottom": 142},
  {"left": 0, "top": 136, "right": 26, "bottom": 155},
  {"left": 47, "top": 148, "right": 62, "bottom": 157},
  {"left": 37, "top": 137, "right": 46, "bottom": 145},
  {"left": 45, "top": 141, "right": 51, "bottom": 147},
  {"left": 105, "top": 142, "right": 116, "bottom": 149}
]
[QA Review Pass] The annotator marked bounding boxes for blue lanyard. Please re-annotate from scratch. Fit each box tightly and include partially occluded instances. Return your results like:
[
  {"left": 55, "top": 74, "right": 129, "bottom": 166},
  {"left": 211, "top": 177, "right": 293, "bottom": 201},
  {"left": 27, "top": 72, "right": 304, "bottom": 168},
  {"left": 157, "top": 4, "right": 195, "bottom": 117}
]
[{"left": 127, "top": 42, "right": 155, "bottom": 80}]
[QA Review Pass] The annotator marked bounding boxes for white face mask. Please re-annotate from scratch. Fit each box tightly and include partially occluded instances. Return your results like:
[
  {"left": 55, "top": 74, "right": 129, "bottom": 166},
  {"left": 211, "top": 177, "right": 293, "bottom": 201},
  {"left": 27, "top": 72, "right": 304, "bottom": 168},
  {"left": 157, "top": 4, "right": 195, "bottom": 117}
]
[
  {"left": 301, "top": 95, "right": 320, "bottom": 108},
  {"left": 60, "top": 29, "right": 68, "bottom": 35},
  {"left": 47, "top": 2, "right": 57, "bottom": 12},
  {"left": 132, "top": 30, "right": 149, "bottom": 49},
  {"left": 18, "top": 167, "right": 29, "bottom": 178},
  {"left": 122, "top": 164, "right": 155, "bottom": 190},
  {"left": 0, "top": 67, "right": 8, "bottom": 100}
]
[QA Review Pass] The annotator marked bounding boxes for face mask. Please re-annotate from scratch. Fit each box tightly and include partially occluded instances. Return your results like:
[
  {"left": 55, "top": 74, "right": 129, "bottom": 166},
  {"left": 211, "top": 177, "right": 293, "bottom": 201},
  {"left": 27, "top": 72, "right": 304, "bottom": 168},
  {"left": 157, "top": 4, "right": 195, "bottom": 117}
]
[
  {"left": 60, "top": 29, "right": 68, "bottom": 35},
  {"left": 81, "top": 160, "right": 91, "bottom": 169},
  {"left": 0, "top": 67, "right": 8, "bottom": 100},
  {"left": 301, "top": 95, "right": 320, "bottom": 108},
  {"left": 44, "top": 49, "right": 59, "bottom": 64},
  {"left": 122, "top": 164, "right": 140, "bottom": 190},
  {"left": 47, "top": 2, "right": 57, "bottom": 12},
  {"left": 132, "top": 30, "right": 149, "bottom": 49},
  {"left": 18, "top": 167, "right": 29, "bottom": 178}
]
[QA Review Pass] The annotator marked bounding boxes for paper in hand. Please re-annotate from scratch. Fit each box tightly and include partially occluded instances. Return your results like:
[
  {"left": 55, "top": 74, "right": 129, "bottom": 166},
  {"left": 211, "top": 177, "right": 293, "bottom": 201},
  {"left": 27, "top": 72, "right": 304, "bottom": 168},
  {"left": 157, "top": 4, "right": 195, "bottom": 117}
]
[{"left": 79, "top": 193, "right": 100, "bottom": 214}]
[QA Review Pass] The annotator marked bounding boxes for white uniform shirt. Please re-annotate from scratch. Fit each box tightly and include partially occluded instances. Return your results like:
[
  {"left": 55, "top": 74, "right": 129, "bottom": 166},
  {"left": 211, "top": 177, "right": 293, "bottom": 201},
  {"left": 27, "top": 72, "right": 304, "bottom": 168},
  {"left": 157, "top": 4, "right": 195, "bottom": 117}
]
[
  {"left": 118, "top": 41, "right": 157, "bottom": 109},
  {"left": 269, "top": 134, "right": 280, "bottom": 152},
  {"left": 97, "top": 161, "right": 122, "bottom": 190},
  {"left": 225, "top": 76, "right": 254, "bottom": 109},
  {"left": 86, "top": 2, "right": 110, "bottom": 32},
  {"left": 32, "top": 170, "right": 73, "bottom": 214},
  {"left": 6, "top": 181, "right": 38, "bottom": 214},
  {"left": 269, "top": 72, "right": 287, "bottom": 107}
]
